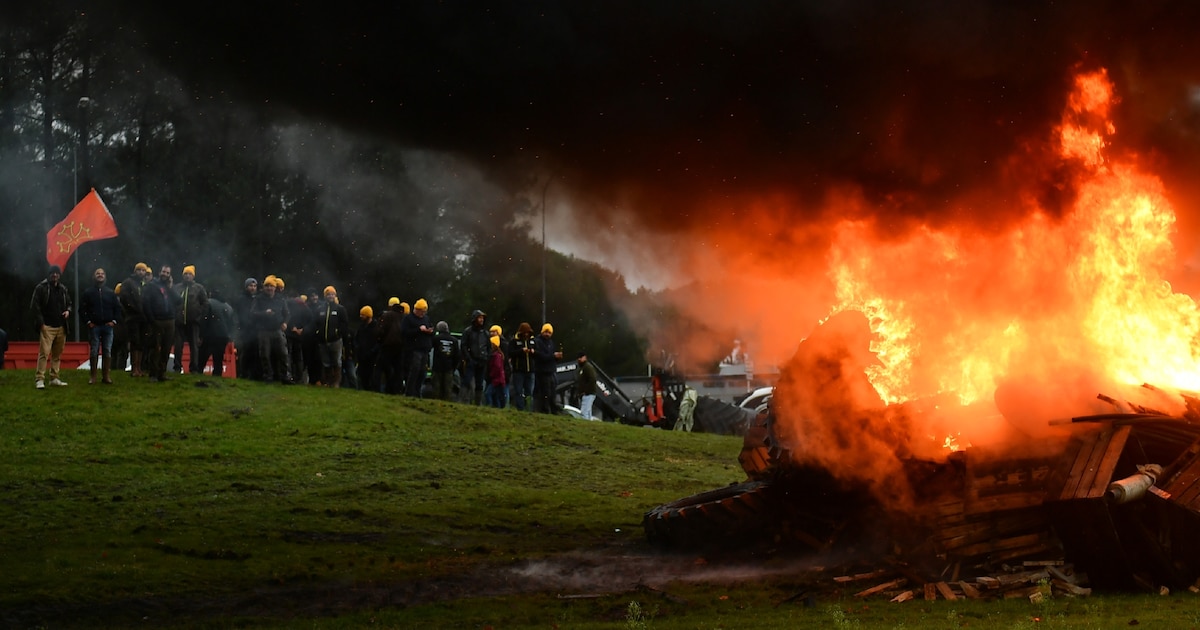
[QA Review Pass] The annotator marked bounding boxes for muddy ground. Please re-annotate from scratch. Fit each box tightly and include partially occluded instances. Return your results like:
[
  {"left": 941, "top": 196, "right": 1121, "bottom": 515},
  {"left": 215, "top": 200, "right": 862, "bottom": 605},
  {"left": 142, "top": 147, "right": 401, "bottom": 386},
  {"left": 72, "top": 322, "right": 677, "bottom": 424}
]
[{"left": 7, "top": 542, "right": 847, "bottom": 627}]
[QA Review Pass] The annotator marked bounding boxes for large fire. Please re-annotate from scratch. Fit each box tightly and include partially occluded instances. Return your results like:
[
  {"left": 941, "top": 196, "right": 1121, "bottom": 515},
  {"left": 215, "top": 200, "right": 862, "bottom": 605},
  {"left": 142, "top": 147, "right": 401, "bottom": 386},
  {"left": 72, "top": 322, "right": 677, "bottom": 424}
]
[{"left": 722, "top": 68, "right": 1200, "bottom": 508}]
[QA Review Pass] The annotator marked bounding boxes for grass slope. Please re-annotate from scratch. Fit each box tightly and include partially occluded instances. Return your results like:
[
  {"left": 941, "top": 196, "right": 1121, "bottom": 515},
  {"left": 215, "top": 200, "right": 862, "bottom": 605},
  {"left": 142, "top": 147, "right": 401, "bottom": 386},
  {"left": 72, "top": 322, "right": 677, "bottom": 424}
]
[
  {"left": 0, "top": 368, "right": 742, "bottom": 625},
  {"left": 3, "top": 368, "right": 1196, "bottom": 629}
]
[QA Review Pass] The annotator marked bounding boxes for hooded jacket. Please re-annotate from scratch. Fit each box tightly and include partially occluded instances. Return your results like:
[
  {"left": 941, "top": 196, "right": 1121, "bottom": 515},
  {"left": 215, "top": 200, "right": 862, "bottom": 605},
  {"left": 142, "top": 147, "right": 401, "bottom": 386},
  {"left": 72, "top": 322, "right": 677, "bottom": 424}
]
[{"left": 461, "top": 310, "right": 491, "bottom": 364}]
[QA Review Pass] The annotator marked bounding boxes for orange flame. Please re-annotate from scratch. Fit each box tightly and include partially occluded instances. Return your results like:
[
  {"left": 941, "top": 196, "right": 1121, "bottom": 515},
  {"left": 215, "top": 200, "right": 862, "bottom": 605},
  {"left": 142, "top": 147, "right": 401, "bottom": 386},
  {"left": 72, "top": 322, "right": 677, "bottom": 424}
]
[
  {"left": 827, "top": 69, "right": 1200, "bottom": 415},
  {"left": 752, "top": 68, "right": 1200, "bottom": 506}
]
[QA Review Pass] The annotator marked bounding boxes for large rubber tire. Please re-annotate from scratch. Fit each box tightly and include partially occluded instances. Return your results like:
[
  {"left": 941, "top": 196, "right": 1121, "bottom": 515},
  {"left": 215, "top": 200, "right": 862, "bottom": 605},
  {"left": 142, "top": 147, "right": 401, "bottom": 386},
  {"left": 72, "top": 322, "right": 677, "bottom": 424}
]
[
  {"left": 690, "top": 396, "right": 756, "bottom": 436},
  {"left": 642, "top": 481, "right": 775, "bottom": 548}
]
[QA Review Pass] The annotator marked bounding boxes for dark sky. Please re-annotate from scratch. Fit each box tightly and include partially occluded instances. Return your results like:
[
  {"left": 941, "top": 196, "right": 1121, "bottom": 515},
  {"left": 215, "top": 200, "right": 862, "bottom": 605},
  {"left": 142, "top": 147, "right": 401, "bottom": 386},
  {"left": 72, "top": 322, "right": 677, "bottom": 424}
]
[{"left": 108, "top": 0, "right": 1200, "bottom": 231}]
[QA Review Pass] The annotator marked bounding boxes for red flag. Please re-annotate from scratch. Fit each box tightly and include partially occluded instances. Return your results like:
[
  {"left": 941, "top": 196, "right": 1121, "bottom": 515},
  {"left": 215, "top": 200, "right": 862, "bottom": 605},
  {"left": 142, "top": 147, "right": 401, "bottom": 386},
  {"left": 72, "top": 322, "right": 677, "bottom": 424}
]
[{"left": 46, "top": 189, "right": 118, "bottom": 269}]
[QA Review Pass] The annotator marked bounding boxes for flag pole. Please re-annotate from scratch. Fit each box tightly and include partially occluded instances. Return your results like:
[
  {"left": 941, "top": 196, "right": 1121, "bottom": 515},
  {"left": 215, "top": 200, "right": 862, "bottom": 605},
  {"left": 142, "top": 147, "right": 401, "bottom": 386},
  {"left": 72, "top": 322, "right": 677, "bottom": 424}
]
[{"left": 73, "top": 145, "right": 80, "bottom": 340}]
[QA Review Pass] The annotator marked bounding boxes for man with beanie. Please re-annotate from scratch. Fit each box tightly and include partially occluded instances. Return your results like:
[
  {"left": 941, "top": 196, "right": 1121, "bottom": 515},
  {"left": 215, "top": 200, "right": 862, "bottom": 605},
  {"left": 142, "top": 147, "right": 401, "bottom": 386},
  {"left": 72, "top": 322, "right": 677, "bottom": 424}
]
[
  {"left": 252, "top": 277, "right": 291, "bottom": 384},
  {"left": 117, "top": 262, "right": 151, "bottom": 377},
  {"left": 354, "top": 305, "right": 381, "bottom": 392},
  {"left": 141, "top": 265, "right": 179, "bottom": 382},
  {"left": 173, "top": 264, "right": 209, "bottom": 374},
  {"left": 30, "top": 265, "right": 72, "bottom": 388},
  {"left": 575, "top": 351, "right": 598, "bottom": 420},
  {"left": 460, "top": 309, "right": 490, "bottom": 405},
  {"left": 533, "top": 323, "right": 563, "bottom": 414},
  {"left": 509, "top": 322, "right": 536, "bottom": 411},
  {"left": 310, "top": 286, "right": 351, "bottom": 388},
  {"left": 80, "top": 268, "right": 122, "bottom": 384},
  {"left": 234, "top": 278, "right": 259, "bottom": 380},
  {"left": 430, "top": 320, "right": 460, "bottom": 401},
  {"left": 377, "top": 297, "right": 407, "bottom": 394},
  {"left": 401, "top": 298, "right": 434, "bottom": 397}
]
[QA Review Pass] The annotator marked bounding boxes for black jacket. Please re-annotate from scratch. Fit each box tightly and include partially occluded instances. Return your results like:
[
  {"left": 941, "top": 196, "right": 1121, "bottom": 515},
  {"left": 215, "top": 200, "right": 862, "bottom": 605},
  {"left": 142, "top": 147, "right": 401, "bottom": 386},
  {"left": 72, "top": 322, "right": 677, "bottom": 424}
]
[
  {"left": 80, "top": 284, "right": 122, "bottom": 326},
  {"left": 203, "top": 299, "right": 237, "bottom": 340},
  {"left": 533, "top": 335, "right": 558, "bottom": 374},
  {"left": 401, "top": 312, "right": 434, "bottom": 353},
  {"left": 141, "top": 280, "right": 177, "bottom": 322},
  {"left": 310, "top": 299, "right": 351, "bottom": 343},
  {"left": 30, "top": 279, "right": 72, "bottom": 328},
  {"left": 431, "top": 331, "right": 461, "bottom": 373}
]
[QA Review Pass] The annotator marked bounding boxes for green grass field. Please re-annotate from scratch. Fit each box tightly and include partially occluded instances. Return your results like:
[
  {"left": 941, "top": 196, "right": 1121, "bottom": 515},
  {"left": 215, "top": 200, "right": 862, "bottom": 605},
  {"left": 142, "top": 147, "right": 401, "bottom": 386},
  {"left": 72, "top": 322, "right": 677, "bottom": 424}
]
[{"left": 1, "top": 367, "right": 1196, "bottom": 629}]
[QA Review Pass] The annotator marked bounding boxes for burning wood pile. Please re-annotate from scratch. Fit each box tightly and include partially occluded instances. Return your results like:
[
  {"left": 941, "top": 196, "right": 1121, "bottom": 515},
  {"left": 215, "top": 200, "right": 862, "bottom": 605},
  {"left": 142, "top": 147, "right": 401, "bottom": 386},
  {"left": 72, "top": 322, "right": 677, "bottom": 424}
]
[{"left": 644, "top": 386, "right": 1200, "bottom": 597}]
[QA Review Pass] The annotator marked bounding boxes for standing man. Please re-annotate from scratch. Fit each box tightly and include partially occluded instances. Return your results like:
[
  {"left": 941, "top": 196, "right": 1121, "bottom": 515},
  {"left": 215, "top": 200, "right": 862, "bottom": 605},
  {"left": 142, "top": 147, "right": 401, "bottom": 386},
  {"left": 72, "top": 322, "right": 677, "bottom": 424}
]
[
  {"left": 378, "top": 297, "right": 407, "bottom": 394},
  {"left": 234, "top": 278, "right": 259, "bottom": 380},
  {"left": 29, "top": 265, "right": 72, "bottom": 389},
  {"left": 141, "top": 265, "right": 179, "bottom": 382},
  {"left": 460, "top": 309, "right": 490, "bottom": 405},
  {"left": 310, "top": 286, "right": 351, "bottom": 388},
  {"left": 575, "top": 351, "right": 598, "bottom": 420},
  {"left": 284, "top": 290, "right": 314, "bottom": 384},
  {"left": 116, "top": 263, "right": 151, "bottom": 377},
  {"left": 354, "top": 306, "right": 381, "bottom": 392},
  {"left": 533, "top": 323, "right": 563, "bottom": 414},
  {"left": 401, "top": 298, "right": 434, "bottom": 397},
  {"left": 173, "top": 265, "right": 209, "bottom": 374},
  {"left": 253, "top": 277, "right": 291, "bottom": 384},
  {"left": 509, "top": 322, "right": 536, "bottom": 411},
  {"left": 79, "top": 267, "right": 122, "bottom": 384}
]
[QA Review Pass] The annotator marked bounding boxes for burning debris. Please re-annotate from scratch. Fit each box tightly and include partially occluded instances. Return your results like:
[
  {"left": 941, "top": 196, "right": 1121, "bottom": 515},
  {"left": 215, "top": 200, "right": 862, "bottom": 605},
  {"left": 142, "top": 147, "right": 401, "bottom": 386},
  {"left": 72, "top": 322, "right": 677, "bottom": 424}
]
[
  {"left": 645, "top": 381, "right": 1200, "bottom": 596},
  {"left": 644, "top": 67, "right": 1200, "bottom": 597}
]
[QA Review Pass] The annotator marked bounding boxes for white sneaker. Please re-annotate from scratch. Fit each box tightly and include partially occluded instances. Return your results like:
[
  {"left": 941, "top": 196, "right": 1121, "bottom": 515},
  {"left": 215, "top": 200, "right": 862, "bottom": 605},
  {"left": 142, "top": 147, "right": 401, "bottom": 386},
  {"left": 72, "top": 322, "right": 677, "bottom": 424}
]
[
  {"left": 35, "top": 381, "right": 45, "bottom": 390},
  {"left": 50, "top": 378, "right": 68, "bottom": 387}
]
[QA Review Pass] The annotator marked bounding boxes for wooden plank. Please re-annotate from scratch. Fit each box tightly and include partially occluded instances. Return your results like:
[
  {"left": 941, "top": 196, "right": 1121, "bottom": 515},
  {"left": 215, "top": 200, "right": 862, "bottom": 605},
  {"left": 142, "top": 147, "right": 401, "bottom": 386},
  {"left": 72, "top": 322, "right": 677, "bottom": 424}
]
[
  {"left": 1164, "top": 455, "right": 1200, "bottom": 508},
  {"left": 1051, "top": 579, "right": 1092, "bottom": 596},
  {"left": 964, "top": 490, "right": 1047, "bottom": 515},
  {"left": 890, "top": 590, "right": 914, "bottom": 603},
  {"left": 1046, "top": 564, "right": 1077, "bottom": 584},
  {"left": 954, "top": 533, "right": 1044, "bottom": 558},
  {"left": 1085, "top": 424, "right": 1131, "bottom": 499},
  {"left": 1057, "top": 430, "right": 1105, "bottom": 501},
  {"left": 996, "top": 570, "right": 1049, "bottom": 586},
  {"left": 1002, "top": 585, "right": 1042, "bottom": 599},
  {"left": 958, "top": 581, "right": 982, "bottom": 599},
  {"left": 987, "top": 543, "right": 1057, "bottom": 565},
  {"left": 833, "top": 569, "right": 890, "bottom": 584},
  {"left": 854, "top": 578, "right": 907, "bottom": 598},
  {"left": 923, "top": 582, "right": 938, "bottom": 601},
  {"left": 935, "top": 582, "right": 958, "bottom": 601}
]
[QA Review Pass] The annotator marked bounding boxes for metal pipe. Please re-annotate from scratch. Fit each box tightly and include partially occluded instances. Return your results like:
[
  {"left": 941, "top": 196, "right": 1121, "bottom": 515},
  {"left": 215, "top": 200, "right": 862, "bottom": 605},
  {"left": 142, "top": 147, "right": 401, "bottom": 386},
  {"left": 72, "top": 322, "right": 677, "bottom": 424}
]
[{"left": 1107, "top": 464, "right": 1163, "bottom": 504}]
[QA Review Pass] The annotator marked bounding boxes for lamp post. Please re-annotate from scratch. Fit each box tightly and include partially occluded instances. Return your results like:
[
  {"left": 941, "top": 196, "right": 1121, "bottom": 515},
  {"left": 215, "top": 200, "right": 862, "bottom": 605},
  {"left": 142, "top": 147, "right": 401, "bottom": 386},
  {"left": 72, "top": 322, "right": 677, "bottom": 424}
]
[
  {"left": 540, "top": 178, "right": 549, "bottom": 325},
  {"left": 72, "top": 96, "right": 91, "bottom": 341}
]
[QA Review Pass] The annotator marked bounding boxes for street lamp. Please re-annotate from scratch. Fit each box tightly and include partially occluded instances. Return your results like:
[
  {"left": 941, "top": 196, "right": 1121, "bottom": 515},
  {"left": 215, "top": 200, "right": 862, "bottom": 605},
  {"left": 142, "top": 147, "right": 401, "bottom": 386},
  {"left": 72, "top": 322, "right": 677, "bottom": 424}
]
[{"left": 72, "top": 96, "right": 91, "bottom": 340}]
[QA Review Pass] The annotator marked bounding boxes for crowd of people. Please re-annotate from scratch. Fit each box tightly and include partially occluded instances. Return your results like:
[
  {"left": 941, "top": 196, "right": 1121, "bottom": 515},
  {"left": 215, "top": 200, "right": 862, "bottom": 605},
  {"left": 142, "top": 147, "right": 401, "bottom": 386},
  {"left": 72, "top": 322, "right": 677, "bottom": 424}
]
[{"left": 26, "top": 263, "right": 600, "bottom": 417}]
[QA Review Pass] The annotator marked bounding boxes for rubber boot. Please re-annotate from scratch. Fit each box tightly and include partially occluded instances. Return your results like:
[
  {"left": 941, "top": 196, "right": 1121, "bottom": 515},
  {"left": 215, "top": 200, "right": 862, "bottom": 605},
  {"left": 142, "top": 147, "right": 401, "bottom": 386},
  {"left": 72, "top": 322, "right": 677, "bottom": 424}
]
[
  {"left": 130, "top": 350, "right": 141, "bottom": 377},
  {"left": 102, "top": 351, "right": 113, "bottom": 384},
  {"left": 89, "top": 356, "right": 97, "bottom": 385},
  {"left": 330, "top": 368, "right": 342, "bottom": 389}
]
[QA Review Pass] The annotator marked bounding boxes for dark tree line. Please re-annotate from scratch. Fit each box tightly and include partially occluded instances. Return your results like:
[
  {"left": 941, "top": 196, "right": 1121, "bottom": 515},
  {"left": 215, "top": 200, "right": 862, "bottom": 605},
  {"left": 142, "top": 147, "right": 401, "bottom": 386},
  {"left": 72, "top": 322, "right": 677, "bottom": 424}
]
[{"left": 0, "top": 8, "right": 672, "bottom": 377}]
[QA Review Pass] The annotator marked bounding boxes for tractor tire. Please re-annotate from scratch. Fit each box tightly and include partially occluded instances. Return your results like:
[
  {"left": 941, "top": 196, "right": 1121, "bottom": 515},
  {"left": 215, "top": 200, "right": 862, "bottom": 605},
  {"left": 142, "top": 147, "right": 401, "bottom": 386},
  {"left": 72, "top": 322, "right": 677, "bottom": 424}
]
[
  {"left": 642, "top": 481, "right": 775, "bottom": 548},
  {"left": 690, "top": 396, "right": 756, "bottom": 436}
]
